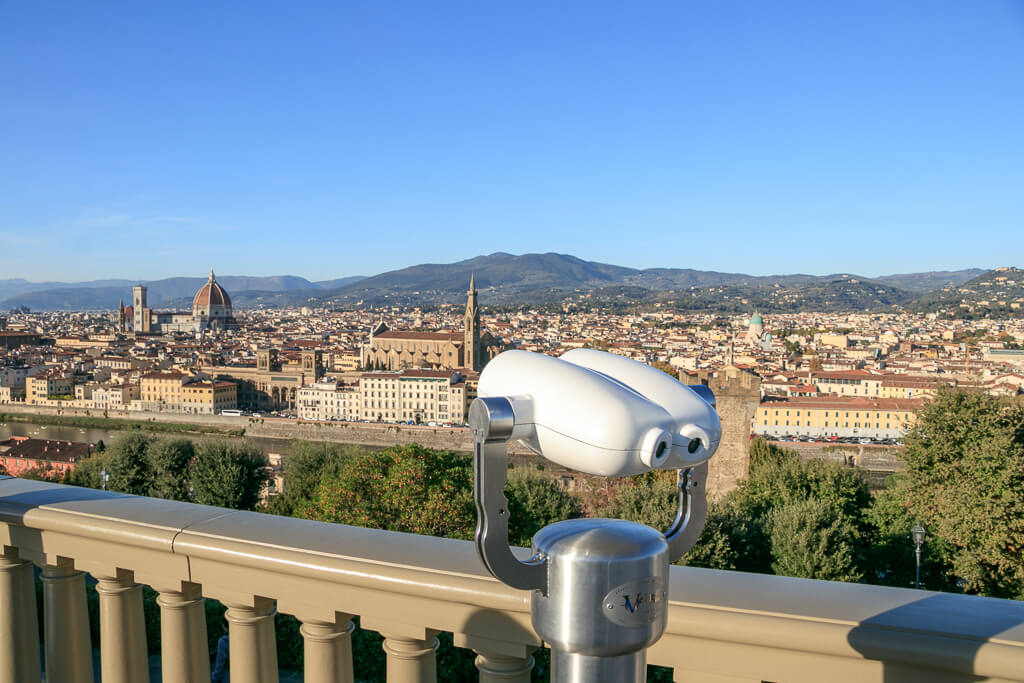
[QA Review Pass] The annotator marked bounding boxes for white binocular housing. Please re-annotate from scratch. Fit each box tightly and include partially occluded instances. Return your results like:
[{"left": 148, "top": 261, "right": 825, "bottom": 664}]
[{"left": 476, "top": 349, "right": 721, "bottom": 477}]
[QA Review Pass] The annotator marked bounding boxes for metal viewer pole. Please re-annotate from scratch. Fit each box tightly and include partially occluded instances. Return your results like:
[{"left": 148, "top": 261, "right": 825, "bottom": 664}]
[{"left": 470, "top": 396, "right": 710, "bottom": 683}]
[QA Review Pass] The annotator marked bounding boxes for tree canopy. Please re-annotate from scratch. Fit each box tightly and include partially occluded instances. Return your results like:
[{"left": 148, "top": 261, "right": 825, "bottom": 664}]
[
  {"left": 883, "top": 389, "right": 1024, "bottom": 599},
  {"left": 678, "top": 438, "right": 872, "bottom": 582},
  {"left": 190, "top": 440, "right": 268, "bottom": 511}
]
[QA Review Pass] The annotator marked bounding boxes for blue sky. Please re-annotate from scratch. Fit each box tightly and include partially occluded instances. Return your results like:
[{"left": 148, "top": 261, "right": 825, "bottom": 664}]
[{"left": 2, "top": 1, "right": 1022, "bottom": 282}]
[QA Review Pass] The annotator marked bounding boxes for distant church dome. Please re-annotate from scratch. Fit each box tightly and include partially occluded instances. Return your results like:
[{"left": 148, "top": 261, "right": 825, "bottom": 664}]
[
  {"left": 746, "top": 312, "right": 766, "bottom": 345},
  {"left": 192, "top": 269, "right": 233, "bottom": 331},
  {"left": 193, "top": 270, "right": 232, "bottom": 309}
]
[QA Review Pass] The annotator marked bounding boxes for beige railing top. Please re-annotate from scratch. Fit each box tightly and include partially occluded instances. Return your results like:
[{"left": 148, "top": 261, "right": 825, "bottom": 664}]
[{"left": 1, "top": 475, "right": 1022, "bottom": 682}]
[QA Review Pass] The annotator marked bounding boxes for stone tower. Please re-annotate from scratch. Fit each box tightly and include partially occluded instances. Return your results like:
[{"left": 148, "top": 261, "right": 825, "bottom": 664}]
[
  {"left": 464, "top": 274, "right": 480, "bottom": 372},
  {"left": 132, "top": 285, "right": 148, "bottom": 333},
  {"left": 705, "top": 365, "right": 762, "bottom": 501},
  {"left": 256, "top": 349, "right": 278, "bottom": 372}
]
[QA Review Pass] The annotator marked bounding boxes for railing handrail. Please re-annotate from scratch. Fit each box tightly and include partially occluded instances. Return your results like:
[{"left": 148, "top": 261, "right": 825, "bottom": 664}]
[{"left": 1, "top": 476, "right": 1023, "bottom": 681}]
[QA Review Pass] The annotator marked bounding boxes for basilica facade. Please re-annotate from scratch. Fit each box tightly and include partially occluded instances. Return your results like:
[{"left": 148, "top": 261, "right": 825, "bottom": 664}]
[{"left": 362, "top": 276, "right": 505, "bottom": 372}]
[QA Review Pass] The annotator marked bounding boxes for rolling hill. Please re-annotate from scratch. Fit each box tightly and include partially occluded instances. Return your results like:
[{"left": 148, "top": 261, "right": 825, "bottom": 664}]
[{"left": 1, "top": 253, "right": 1006, "bottom": 314}]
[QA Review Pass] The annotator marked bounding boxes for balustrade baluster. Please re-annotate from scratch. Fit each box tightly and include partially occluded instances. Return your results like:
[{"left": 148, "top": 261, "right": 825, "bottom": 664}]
[
  {"left": 299, "top": 615, "right": 355, "bottom": 683},
  {"left": 379, "top": 629, "right": 439, "bottom": 683},
  {"left": 474, "top": 652, "right": 535, "bottom": 682},
  {"left": 456, "top": 633, "right": 535, "bottom": 683},
  {"left": 42, "top": 562, "right": 94, "bottom": 683},
  {"left": 225, "top": 597, "right": 279, "bottom": 683},
  {"left": 0, "top": 547, "right": 40, "bottom": 682},
  {"left": 96, "top": 571, "right": 150, "bottom": 683},
  {"left": 156, "top": 583, "right": 210, "bottom": 682}
]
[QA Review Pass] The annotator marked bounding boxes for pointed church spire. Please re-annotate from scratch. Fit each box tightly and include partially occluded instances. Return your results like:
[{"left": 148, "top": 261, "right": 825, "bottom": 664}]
[
  {"left": 465, "top": 275, "right": 480, "bottom": 371},
  {"left": 209, "top": 267, "right": 216, "bottom": 282}
]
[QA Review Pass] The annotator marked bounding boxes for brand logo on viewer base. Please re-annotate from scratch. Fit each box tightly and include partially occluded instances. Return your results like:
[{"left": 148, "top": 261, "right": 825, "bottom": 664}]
[{"left": 602, "top": 577, "right": 667, "bottom": 627}]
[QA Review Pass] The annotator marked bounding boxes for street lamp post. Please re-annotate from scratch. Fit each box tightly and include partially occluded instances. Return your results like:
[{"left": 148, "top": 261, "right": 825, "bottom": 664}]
[{"left": 911, "top": 522, "right": 926, "bottom": 589}]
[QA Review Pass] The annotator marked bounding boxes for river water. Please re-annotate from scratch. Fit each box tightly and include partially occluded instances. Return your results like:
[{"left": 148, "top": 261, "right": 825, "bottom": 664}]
[{"left": 0, "top": 420, "right": 295, "bottom": 457}]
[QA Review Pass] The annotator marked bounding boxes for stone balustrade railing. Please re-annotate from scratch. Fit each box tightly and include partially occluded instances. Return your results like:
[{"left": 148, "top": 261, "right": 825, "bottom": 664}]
[{"left": 0, "top": 475, "right": 1022, "bottom": 682}]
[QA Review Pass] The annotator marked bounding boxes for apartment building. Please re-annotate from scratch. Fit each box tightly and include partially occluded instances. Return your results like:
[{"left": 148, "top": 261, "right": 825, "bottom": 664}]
[
  {"left": 811, "top": 371, "right": 883, "bottom": 397},
  {"left": 354, "top": 369, "right": 464, "bottom": 424},
  {"left": 26, "top": 375, "right": 73, "bottom": 405},
  {"left": 297, "top": 380, "right": 356, "bottom": 421},
  {"left": 138, "top": 371, "right": 237, "bottom": 414},
  {"left": 754, "top": 397, "right": 920, "bottom": 440},
  {"left": 0, "top": 363, "right": 44, "bottom": 389},
  {"left": 879, "top": 377, "right": 946, "bottom": 399}
]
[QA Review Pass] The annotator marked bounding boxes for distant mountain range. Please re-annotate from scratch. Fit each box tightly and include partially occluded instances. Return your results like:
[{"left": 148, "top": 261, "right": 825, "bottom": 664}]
[
  {"left": 0, "top": 254, "right": 1000, "bottom": 314},
  {"left": 0, "top": 275, "right": 365, "bottom": 311}
]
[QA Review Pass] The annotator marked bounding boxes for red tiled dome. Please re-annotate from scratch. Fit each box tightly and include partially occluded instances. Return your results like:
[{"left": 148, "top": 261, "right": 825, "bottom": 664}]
[{"left": 193, "top": 270, "right": 231, "bottom": 309}]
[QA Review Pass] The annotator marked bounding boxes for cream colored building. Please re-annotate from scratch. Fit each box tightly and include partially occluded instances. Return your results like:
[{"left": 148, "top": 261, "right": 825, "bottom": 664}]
[
  {"left": 0, "top": 386, "right": 23, "bottom": 403},
  {"left": 138, "top": 371, "right": 237, "bottom": 414},
  {"left": 26, "top": 375, "right": 73, "bottom": 405},
  {"left": 89, "top": 384, "right": 140, "bottom": 411},
  {"left": 818, "top": 333, "right": 851, "bottom": 348},
  {"left": 811, "top": 371, "right": 883, "bottom": 397},
  {"left": 755, "top": 397, "right": 919, "bottom": 440},
  {"left": 355, "top": 369, "right": 465, "bottom": 424},
  {"left": 297, "top": 381, "right": 356, "bottom": 421},
  {"left": 878, "top": 377, "right": 946, "bottom": 400}
]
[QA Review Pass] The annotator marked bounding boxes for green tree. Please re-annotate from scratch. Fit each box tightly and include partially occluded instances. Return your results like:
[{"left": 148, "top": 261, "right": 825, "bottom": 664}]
[
  {"left": 505, "top": 467, "right": 583, "bottom": 547},
  {"left": 862, "top": 479, "right": 957, "bottom": 592},
  {"left": 766, "top": 498, "right": 862, "bottom": 582},
  {"left": 681, "top": 439, "right": 870, "bottom": 578},
  {"left": 681, "top": 500, "right": 767, "bottom": 573},
  {"left": 266, "top": 441, "right": 359, "bottom": 516},
  {"left": 885, "top": 389, "right": 1024, "bottom": 598},
  {"left": 595, "top": 471, "right": 679, "bottom": 531},
  {"left": 190, "top": 441, "right": 268, "bottom": 510},
  {"left": 739, "top": 441, "right": 870, "bottom": 523},
  {"left": 297, "top": 444, "right": 476, "bottom": 538},
  {"left": 105, "top": 433, "right": 152, "bottom": 495},
  {"left": 65, "top": 452, "right": 110, "bottom": 489},
  {"left": 148, "top": 438, "right": 195, "bottom": 501}
]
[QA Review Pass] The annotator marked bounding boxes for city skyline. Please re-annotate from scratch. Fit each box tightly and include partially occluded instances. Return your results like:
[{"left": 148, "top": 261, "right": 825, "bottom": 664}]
[{"left": 3, "top": 1, "right": 1023, "bottom": 281}]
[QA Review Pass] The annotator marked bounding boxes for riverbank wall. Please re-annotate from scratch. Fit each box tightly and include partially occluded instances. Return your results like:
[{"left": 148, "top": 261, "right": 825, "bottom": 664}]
[{"left": 0, "top": 403, "right": 529, "bottom": 454}]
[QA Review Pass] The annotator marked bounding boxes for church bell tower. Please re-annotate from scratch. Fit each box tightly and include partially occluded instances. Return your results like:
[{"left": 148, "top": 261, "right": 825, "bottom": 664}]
[{"left": 464, "top": 274, "right": 480, "bottom": 371}]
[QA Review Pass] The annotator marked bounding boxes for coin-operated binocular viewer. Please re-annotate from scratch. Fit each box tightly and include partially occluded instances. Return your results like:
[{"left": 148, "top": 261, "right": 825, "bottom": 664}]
[{"left": 470, "top": 349, "right": 721, "bottom": 683}]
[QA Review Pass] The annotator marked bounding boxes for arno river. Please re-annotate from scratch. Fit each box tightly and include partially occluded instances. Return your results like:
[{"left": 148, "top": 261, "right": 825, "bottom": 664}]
[
  {"left": 0, "top": 420, "right": 891, "bottom": 488},
  {"left": 0, "top": 420, "right": 299, "bottom": 457}
]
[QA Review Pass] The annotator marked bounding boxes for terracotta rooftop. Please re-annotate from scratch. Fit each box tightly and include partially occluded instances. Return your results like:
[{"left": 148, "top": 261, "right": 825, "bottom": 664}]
[
  {"left": 0, "top": 437, "right": 91, "bottom": 463},
  {"left": 761, "top": 396, "right": 923, "bottom": 411}
]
